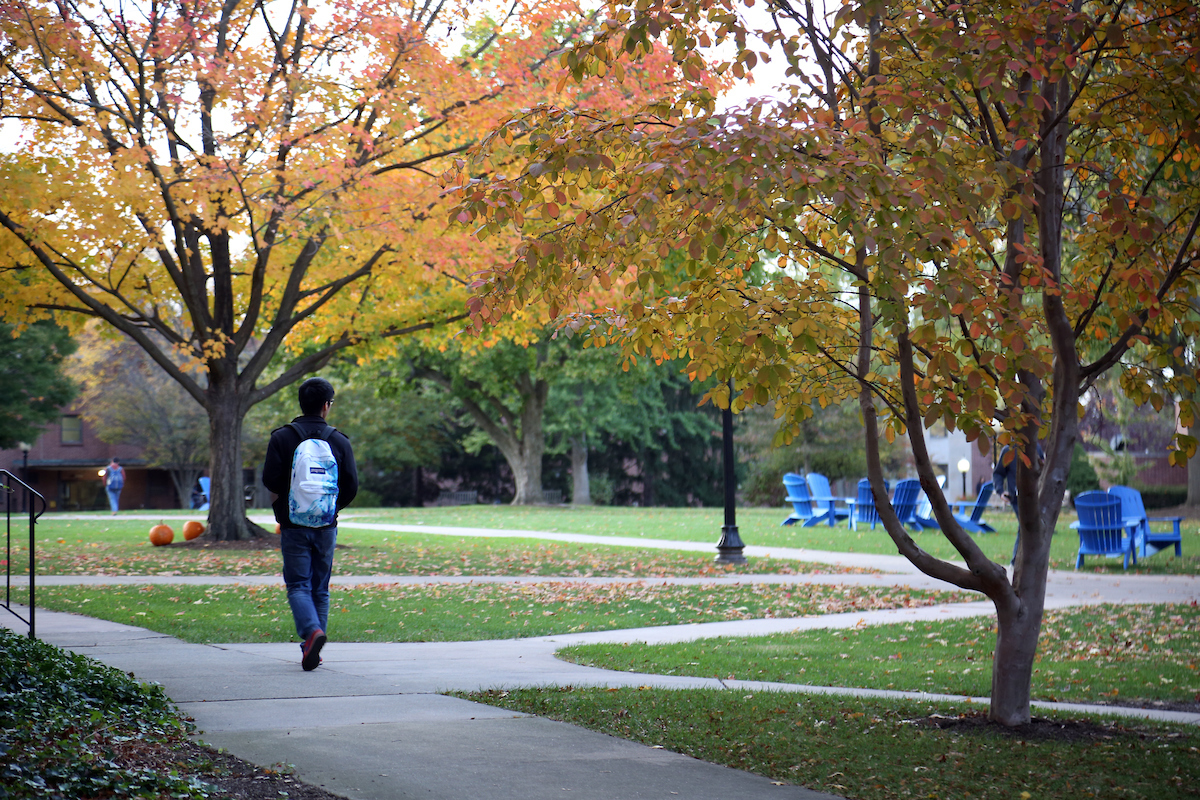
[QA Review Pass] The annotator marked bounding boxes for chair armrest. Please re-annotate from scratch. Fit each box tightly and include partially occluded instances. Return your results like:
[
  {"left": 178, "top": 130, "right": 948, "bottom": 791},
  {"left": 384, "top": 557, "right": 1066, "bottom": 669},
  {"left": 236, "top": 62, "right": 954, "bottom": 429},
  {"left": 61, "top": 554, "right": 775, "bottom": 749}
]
[{"left": 1146, "top": 516, "right": 1183, "bottom": 535}]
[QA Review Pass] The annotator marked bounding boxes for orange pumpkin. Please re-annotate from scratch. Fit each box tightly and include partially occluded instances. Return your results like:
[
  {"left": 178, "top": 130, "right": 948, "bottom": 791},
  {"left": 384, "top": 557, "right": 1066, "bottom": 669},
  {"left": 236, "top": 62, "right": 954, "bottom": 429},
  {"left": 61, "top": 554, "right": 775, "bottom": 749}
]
[
  {"left": 182, "top": 520, "right": 205, "bottom": 541},
  {"left": 149, "top": 523, "right": 174, "bottom": 546}
]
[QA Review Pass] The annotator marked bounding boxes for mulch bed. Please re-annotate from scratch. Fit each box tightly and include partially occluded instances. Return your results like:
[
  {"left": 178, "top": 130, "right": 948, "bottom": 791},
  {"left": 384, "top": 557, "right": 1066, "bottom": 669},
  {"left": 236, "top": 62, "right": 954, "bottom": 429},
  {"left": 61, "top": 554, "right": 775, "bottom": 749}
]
[
  {"left": 910, "top": 711, "right": 1190, "bottom": 743},
  {"left": 126, "top": 737, "right": 350, "bottom": 800},
  {"left": 175, "top": 534, "right": 282, "bottom": 551},
  {"left": 172, "top": 533, "right": 351, "bottom": 551}
]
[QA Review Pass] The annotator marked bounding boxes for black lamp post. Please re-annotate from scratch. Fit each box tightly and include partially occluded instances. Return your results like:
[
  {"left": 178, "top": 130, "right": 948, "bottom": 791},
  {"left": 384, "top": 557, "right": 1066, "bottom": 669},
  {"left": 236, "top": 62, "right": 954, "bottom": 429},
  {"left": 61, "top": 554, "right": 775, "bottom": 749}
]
[
  {"left": 18, "top": 442, "right": 30, "bottom": 512},
  {"left": 715, "top": 381, "right": 746, "bottom": 564}
]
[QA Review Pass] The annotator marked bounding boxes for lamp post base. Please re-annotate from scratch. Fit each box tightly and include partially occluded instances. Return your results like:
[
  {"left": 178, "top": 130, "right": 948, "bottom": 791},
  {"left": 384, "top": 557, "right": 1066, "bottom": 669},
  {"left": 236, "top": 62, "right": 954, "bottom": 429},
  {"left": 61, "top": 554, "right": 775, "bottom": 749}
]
[{"left": 715, "top": 524, "right": 747, "bottom": 564}]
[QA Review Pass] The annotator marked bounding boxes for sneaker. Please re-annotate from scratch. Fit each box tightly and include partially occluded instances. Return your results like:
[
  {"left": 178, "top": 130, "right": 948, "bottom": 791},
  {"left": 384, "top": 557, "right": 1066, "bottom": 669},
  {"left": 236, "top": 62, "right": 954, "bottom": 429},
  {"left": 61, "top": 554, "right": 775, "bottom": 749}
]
[{"left": 301, "top": 629, "right": 326, "bottom": 671}]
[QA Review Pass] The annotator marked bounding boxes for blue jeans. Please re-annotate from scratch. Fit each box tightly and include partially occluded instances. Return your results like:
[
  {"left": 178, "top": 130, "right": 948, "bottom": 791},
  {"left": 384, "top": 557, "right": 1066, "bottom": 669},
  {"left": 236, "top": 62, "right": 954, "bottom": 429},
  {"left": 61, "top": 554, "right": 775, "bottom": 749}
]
[
  {"left": 280, "top": 525, "right": 337, "bottom": 641},
  {"left": 106, "top": 486, "right": 122, "bottom": 512}
]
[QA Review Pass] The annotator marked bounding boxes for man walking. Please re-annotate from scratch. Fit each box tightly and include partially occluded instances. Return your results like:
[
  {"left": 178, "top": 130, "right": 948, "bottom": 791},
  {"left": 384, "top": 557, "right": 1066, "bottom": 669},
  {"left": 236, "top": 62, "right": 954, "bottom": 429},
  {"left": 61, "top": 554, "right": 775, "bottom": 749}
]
[{"left": 262, "top": 377, "right": 357, "bottom": 671}]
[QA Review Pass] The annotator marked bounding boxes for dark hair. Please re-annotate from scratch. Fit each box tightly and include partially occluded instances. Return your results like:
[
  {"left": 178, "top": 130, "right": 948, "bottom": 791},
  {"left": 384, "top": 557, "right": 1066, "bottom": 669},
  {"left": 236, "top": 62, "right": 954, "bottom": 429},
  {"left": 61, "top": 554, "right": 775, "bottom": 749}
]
[
  {"left": 110, "top": 457, "right": 120, "bottom": 464},
  {"left": 298, "top": 377, "right": 335, "bottom": 416}
]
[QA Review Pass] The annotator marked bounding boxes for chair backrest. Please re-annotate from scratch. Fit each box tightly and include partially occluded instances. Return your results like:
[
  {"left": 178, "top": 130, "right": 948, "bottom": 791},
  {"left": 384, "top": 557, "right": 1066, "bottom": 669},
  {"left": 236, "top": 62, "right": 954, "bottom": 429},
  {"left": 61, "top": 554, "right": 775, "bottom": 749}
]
[
  {"left": 1075, "top": 491, "right": 1125, "bottom": 527},
  {"left": 968, "top": 482, "right": 993, "bottom": 522},
  {"left": 1108, "top": 485, "right": 1147, "bottom": 522},
  {"left": 1074, "top": 491, "right": 1129, "bottom": 553},
  {"left": 806, "top": 473, "right": 835, "bottom": 502},
  {"left": 854, "top": 478, "right": 889, "bottom": 524},
  {"left": 914, "top": 475, "right": 946, "bottom": 519},
  {"left": 892, "top": 479, "right": 921, "bottom": 522},
  {"left": 782, "top": 473, "right": 813, "bottom": 518}
]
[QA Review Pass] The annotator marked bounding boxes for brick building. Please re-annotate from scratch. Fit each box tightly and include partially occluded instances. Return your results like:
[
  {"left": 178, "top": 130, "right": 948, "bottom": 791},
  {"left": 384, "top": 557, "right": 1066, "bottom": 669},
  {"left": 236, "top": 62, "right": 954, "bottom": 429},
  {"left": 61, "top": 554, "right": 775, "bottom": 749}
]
[{"left": 1, "top": 405, "right": 179, "bottom": 511}]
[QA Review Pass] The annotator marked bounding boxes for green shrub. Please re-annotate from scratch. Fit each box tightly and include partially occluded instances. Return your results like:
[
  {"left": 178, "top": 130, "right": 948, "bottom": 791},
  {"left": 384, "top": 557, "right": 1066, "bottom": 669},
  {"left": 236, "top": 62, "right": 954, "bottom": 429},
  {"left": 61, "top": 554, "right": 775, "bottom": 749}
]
[
  {"left": 350, "top": 487, "right": 382, "bottom": 508},
  {"left": 1135, "top": 485, "right": 1187, "bottom": 510},
  {"left": 1065, "top": 443, "right": 1101, "bottom": 499},
  {"left": 587, "top": 473, "right": 615, "bottom": 506}
]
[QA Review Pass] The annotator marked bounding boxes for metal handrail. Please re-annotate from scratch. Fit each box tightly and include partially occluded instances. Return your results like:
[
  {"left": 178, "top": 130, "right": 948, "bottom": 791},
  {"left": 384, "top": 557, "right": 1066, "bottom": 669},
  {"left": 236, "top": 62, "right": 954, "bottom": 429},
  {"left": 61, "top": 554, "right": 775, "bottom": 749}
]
[{"left": 3, "top": 469, "right": 46, "bottom": 638}]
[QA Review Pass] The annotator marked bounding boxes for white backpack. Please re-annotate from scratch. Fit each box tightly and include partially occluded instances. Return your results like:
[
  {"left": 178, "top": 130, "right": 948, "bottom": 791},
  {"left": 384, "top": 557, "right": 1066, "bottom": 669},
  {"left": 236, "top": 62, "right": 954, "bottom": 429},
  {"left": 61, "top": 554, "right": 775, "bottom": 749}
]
[{"left": 287, "top": 423, "right": 339, "bottom": 528}]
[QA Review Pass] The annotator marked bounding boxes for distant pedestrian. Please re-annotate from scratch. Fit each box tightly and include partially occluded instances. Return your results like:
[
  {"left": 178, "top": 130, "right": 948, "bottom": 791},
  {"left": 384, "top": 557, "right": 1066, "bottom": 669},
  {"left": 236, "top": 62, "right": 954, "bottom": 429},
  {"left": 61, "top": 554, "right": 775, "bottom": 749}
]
[
  {"left": 262, "top": 378, "right": 358, "bottom": 671},
  {"left": 993, "top": 443, "right": 1043, "bottom": 565},
  {"left": 102, "top": 457, "right": 125, "bottom": 515},
  {"left": 190, "top": 482, "right": 205, "bottom": 509}
]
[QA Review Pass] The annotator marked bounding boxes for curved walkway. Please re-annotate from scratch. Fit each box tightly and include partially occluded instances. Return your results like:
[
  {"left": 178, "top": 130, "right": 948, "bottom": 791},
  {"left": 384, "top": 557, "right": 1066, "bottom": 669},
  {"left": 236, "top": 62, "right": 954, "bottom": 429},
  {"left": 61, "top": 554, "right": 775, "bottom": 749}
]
[{"left": 6, "top": 520, "right": 1200, "bottom": 800}]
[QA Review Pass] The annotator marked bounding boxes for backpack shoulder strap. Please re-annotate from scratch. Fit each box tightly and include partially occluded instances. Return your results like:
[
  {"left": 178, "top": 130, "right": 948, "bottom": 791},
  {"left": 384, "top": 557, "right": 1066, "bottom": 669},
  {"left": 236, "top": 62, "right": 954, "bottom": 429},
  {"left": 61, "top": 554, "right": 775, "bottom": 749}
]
[{"left": 287, "top": 422, "right": 335, "bottom": 441}]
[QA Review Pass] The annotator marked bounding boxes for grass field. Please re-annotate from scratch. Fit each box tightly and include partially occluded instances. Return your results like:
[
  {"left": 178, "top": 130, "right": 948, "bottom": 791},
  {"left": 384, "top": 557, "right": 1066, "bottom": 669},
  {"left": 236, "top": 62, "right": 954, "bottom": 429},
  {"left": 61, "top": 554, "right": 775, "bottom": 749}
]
[
  {"left": 457, "top": 689, "right": 1197, "bottom": 800},
  {"left": 6, "top": 511, "right": 1198, "bottom": 800},
  {"left": 558, "top": 602, "right": 1200, "bottom": 707},
  {"left": 16, "top": 581, "right": 971, "bottom": 643},
  {"left": 3, "top": 515, "right": 847, "bottom": 577},
  {"left": 9, "top": 505, "right": 1199, "bottom": 573},
  {"left": 350, "top": 505, "right": 1200, "bottom": 573}
]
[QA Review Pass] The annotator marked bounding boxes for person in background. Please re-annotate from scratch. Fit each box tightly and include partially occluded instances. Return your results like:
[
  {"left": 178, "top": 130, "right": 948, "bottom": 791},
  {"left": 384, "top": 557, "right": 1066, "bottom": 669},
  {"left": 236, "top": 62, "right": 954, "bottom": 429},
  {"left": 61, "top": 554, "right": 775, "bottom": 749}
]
[
  {"left": 993, "top": 442, "right": 1044, "bottom": 566},
  {"left": 102, "top": 457, "right": 125, "bottom": 515}
]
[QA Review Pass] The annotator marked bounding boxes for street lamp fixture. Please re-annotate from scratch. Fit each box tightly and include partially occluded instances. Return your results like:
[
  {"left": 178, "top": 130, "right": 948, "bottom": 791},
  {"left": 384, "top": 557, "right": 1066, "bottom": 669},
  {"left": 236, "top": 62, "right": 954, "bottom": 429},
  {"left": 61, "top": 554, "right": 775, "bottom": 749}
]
[{"left": 957, "top": 457, "right": 971, "bottom": 499}]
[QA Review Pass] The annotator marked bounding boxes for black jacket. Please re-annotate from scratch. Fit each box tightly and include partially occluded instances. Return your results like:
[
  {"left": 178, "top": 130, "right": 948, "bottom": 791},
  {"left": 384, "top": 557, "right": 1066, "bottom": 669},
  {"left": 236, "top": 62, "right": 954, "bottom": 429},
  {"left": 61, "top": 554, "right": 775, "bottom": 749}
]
[{"left": 262, "top": 415, "right": 358, "bottom": 527}]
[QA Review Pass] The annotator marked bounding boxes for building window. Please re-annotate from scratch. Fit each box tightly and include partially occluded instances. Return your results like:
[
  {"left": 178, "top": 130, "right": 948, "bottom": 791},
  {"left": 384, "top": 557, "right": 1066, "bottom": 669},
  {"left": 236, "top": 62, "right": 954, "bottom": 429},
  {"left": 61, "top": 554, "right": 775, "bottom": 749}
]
[{"left": 61, "top": 415, "right": 82, "bottom": 445}]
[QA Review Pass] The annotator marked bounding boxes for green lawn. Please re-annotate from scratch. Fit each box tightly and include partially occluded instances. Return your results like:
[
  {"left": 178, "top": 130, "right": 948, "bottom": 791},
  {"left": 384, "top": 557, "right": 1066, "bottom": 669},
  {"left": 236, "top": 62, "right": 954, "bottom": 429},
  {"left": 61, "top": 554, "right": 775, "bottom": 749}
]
[
  {"left": 458, "top": 689, "right": 1197, "bottom": 800},
  {"left": 16, "top": 581, "right": 970, "bottom": 643},
  {"left": 558, "top": 603, "right": 1200, "bottom": 707},
  {"left": 5, "top": 516, "right": 846, "bottom": 577},
  {"left": 11, "top": 506, "right": 1198, "bottom": 573},
  {"left": 352, "top": 505, "right": 1199, "bottom": 573}
]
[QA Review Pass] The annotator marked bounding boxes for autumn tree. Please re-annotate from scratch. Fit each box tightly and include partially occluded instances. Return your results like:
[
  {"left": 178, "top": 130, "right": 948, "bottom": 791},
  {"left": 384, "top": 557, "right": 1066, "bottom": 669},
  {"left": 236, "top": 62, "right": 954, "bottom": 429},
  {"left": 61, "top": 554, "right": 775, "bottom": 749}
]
[
  {"left": 65, "top": 325, "right": 209, "bottom": 508},
  {"left": 0, "top": 0, "right": 692, "bottom": 539},
  {"left": 454, "top": 0, "right": 1200, "bottom": 726}
]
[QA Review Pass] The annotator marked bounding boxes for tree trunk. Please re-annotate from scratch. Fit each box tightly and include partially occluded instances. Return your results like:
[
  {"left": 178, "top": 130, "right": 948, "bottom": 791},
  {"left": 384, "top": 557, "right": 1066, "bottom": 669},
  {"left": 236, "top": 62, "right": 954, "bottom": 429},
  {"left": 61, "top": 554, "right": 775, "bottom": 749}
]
[
  {"left": 205, "top": 385, "right": 266, "bottom": 540},
  {"left": 1188, "top": 422, "right": 1200, "bottom": 506},
  {"left": 507, "top": 374, "right": 548, "bottom": 504},
  {"left": 988, "top": 524, "right": 1050, "bottom": 725},
  {"left": 571, "top": 434, "right": 591, "bottom": 505},
  {"left": 510, "top": 453, "right": 539, "bottom": 505},
  {"left": 641, "top": 448, "right": 656, "bottom": 507}
]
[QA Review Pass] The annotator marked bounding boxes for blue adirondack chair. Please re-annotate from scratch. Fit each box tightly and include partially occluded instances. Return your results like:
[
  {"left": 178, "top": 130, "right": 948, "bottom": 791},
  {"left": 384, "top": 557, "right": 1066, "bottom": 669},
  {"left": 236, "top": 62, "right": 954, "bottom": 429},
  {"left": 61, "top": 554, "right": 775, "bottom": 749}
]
[
  {"left": 912, "top": 474, "right": 945, "bottom": 529},
  {"left": 849, "top": 478, "right": 889, "bottom": 531},
  {"left": 1108, "top": 485, "right": 1183, "bottom": 559},
  {"left": 951, "top": 481, "right": 994, "bottom": 533},
  {"left": 781, "top": 473, "right": 836, "bottom": 527},
  {"left": 1072, "top": 490, "right": 1138, "bottom": 569},
  {"left": 891, "top": 478, "right": 925, "bottom": 532},
  {"left": 198, "top": 476, "right": 211, "bottom": 511},
  {"left": 805, "top": 473, "right": 851, "bottom": 525}
]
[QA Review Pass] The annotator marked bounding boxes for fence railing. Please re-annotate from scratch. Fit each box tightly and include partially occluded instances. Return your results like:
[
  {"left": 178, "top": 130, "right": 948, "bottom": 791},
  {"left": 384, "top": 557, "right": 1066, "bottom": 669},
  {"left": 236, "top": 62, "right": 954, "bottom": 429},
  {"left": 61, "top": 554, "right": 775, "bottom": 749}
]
[{"left": 3, "top": 469, "right": 46, "bottom": 639}]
